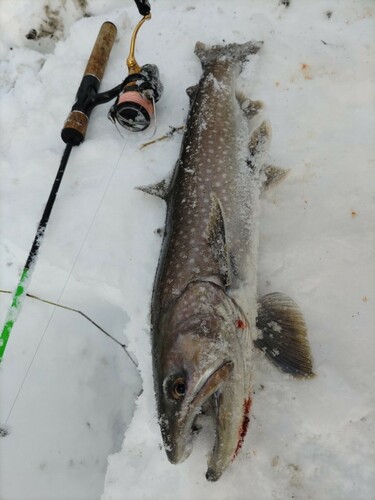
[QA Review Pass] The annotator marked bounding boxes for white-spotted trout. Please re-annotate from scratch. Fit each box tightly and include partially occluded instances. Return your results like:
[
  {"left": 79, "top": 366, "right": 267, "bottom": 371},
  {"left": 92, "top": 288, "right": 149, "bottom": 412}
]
[{"left": 140, "top": 40, "right": 314, "bottom": 481}]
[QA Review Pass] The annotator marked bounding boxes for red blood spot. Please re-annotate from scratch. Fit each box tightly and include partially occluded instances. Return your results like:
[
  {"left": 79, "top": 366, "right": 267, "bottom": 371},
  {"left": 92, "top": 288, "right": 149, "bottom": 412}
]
[
  {"left": 232, "top": 397, "right": 252, "bottom": 460},
  {"left": 235, "top": 319, "right": 247, "bottom": 329}
]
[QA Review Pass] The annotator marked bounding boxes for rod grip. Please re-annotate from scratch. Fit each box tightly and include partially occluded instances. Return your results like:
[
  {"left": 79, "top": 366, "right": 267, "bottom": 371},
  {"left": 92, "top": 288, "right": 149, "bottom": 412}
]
[
  {"left": 84, "top": 21, "right": 117, "bottom": 81},
  {"left": 61, "top": 22, "right": 117, "bottom": 145}
]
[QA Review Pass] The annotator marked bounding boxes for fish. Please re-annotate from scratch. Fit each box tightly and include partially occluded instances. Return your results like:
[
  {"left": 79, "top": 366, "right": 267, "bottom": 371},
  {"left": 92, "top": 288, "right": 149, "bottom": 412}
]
[{"left": 139, "top": 40, "right": 314, "bottom": 481}]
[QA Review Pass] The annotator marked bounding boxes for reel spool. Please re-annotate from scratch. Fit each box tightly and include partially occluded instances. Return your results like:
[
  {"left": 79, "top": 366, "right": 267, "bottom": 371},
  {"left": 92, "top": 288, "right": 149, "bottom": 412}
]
[{"left": 108, "top": 64, "right": 163, "bottom": 131}]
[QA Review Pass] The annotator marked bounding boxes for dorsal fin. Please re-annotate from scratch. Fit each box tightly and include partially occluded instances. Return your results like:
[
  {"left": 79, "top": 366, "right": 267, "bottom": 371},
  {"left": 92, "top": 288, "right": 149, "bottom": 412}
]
[
  {"left": 255, "top": 292, "right": 315, "bottom": 378},
  {"left": 205, "top": 193, "right": 230, "bottom": 287}
]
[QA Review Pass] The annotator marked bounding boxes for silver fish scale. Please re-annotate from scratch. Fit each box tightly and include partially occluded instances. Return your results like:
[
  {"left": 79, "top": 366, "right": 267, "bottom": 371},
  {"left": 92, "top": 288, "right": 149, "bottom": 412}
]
[{"left": 158, "top": 62, "right": 257, "bottom": 314}]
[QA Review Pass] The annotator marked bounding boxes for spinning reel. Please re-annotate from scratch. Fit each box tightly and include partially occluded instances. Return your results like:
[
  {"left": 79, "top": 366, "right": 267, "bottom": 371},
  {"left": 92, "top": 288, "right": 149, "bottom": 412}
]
[
  {"left": 61, "top": 0, "right": 163, "bottom": 145},
  {"left": 108, "top": 62, "right": 162, "bottom": 132}
]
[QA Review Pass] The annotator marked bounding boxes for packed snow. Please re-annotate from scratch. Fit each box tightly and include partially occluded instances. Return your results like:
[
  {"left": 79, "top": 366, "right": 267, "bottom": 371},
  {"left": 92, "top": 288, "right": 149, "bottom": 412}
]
[{"left": 0, "top": 0, "right": 374, "bottom": 499}]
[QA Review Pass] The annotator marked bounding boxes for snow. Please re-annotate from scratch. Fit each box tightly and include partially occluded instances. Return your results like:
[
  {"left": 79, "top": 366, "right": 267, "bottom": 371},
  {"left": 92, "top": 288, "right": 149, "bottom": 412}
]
[{"left": 0, "top": 0, "right": 374, "bottom": 499}]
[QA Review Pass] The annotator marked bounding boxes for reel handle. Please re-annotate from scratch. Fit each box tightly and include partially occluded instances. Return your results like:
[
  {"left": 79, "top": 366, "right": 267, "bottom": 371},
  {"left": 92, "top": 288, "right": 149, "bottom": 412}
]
[{"left": 61, "top": 22, "right": 117, "bottom": 145}]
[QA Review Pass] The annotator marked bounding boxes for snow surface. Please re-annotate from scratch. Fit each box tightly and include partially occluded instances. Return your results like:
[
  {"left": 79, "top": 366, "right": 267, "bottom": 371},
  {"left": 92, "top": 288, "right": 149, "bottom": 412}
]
[{"left": 0, "top": 0, "right": 374, "bottom": 499}]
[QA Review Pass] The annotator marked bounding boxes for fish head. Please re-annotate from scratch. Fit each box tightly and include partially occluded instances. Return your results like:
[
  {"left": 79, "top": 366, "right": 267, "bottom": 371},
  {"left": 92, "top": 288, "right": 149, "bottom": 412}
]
[{"left": 154, "top": 281, "right": 248, "bottom": 469}]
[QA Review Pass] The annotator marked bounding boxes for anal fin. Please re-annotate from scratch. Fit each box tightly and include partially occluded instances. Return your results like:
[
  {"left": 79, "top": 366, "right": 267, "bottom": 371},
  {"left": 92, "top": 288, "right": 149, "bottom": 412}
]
[
  {"left": 262, "top": 164, "right": 289, "bottom": 189},
  {"left": 255, "top": 292, "right": 315, "bottom": 378},
  {"left": 247, "top": 123, "right": 288, "bottom": 189},
  {"left": 248, "top": 121, "right": 272, "bottom": 159},
  {"left": 247, "top": 121, "right": 272, "bottom": 173}
]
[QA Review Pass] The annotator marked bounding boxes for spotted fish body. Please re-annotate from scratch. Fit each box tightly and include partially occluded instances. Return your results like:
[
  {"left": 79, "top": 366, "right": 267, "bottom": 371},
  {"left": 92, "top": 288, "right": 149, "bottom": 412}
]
[
  {"left": 157, "top": 45, "right": 260, "bottom": 324},
  {"left": 145, "top": 41, "right": 314, "bottom": 481}
]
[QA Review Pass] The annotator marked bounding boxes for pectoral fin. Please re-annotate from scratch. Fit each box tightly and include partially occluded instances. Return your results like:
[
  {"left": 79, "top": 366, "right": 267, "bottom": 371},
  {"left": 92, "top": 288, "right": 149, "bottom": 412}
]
[
  {"left": 255, "top": 293, "right": 315, "bottom": 378},
  {"left": 206, "top": 194, "right": 230, "bottom": 287}
]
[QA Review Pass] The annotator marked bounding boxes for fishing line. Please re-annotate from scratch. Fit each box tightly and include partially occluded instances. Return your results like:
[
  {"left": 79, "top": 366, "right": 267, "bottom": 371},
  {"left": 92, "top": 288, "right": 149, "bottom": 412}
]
[
  {"left": 0, "top": 289, "right": 137, "bottom": 364},
  {"left": 150, "top": 96, "right": 157, "bottom": 138},
  {"left": 4, "top": 140, "right": 130, "bottom": 426}
]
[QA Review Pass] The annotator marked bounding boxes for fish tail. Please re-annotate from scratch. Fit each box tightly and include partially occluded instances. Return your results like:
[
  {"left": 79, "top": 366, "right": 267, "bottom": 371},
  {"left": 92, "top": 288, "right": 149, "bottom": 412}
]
[{"left": 195, "top": 41, "right": 263, "bottom": 69}]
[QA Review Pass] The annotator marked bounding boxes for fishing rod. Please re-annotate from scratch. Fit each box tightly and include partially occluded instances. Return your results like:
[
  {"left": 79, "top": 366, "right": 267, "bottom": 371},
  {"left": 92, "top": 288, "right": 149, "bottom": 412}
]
[{"left": 0, "top": 0, "right": 163, "bottom": 362}]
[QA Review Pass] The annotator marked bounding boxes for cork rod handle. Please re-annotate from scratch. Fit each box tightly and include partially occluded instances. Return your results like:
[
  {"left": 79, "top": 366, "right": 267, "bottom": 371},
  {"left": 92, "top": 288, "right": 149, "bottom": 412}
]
[
  {"left": 61, "top": 22, "right": 117, "bottom": 145},
  {"left": 84, "top": 21, "right": 117, "bottom": 81}
]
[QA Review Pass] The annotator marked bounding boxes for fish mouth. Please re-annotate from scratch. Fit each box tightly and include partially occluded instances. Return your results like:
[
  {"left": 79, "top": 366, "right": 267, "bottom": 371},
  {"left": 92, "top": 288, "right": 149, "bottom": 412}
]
[
  {"left": 190, "top": 359, "right": 234, "bottom": 408},
  {"left": 165, "top": 360, "right": 234, "bottom": 465}
]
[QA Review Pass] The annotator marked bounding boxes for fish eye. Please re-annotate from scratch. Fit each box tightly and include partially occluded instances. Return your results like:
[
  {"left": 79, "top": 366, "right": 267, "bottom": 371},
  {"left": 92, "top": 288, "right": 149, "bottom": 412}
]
[{"left": 170, "top": 377, "right": 186, "bottom": 400}]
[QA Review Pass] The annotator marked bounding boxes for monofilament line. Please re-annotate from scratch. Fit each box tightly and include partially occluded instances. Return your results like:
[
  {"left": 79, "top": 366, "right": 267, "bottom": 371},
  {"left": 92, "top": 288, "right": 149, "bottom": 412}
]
[
  {"left": 0, "top": 290, "right": 137, "bottom": 367},
  {"left": 4, "top": 140, "right": 131, "bottom": 425},
  {"left": 0, "top": 143, "right": 73, "bottom": 361}
]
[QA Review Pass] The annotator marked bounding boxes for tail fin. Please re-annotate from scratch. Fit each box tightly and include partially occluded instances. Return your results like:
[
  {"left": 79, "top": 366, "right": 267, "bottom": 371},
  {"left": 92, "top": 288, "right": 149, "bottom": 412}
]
[{"left": 195, "top": 41, "right": 263, "bottom": 69}]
